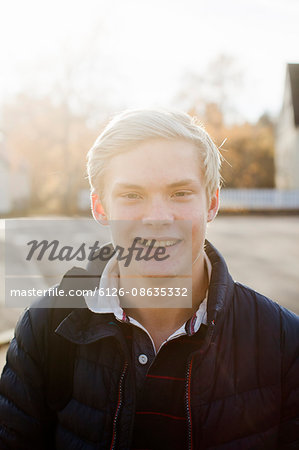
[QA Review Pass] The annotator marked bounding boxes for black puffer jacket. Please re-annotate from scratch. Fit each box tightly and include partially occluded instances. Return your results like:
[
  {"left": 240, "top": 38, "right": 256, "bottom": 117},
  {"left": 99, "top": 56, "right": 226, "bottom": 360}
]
[{"left": 0, "top": 241, "right": 298, "bottom": 449}]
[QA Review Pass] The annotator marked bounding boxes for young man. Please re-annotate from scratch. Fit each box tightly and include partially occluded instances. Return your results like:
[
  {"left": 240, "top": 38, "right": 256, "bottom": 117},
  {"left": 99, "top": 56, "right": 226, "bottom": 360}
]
[{"left": 0, "top": 109, "right": 298, "bottom": 449}]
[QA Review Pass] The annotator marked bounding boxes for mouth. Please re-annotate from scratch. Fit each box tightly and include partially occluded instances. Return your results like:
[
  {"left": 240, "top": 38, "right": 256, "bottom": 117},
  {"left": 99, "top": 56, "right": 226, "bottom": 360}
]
[{"left": 138, "top": 238, "right": 182, "bottom": 248}]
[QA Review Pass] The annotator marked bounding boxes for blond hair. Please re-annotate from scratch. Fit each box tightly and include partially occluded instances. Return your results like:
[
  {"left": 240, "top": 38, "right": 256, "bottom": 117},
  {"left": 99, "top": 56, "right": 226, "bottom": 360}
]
[{"left": 87, "top": 108, "right": 221, "bottom": 203}]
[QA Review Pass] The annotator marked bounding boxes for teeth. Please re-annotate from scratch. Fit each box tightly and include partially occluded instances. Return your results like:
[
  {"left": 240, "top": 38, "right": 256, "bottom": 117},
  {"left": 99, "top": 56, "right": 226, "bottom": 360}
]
[{"left": 143, "top": 239, "right": 178, "bottom": 248}]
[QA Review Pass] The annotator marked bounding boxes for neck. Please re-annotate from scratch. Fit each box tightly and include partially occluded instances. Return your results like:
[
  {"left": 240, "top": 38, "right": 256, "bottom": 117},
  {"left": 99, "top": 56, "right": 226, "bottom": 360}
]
[{"left": 122, "top": 252, "right": 208, "bottom": 334}]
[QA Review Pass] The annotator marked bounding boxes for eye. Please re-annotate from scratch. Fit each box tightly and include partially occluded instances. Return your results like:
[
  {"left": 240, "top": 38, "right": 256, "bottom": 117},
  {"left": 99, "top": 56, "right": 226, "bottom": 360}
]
[
  {"left": 172, "top": 191, "right": 192, "bottom": 197},
  {"left": 122, "top": 193, "right": 142, "bottom": 200}
]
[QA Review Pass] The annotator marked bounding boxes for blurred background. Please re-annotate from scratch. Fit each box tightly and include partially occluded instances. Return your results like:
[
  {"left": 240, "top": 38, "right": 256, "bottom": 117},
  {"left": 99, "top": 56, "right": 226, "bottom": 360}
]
[{"left": 0, "top": 0, "right": 299, "bottom": 367}]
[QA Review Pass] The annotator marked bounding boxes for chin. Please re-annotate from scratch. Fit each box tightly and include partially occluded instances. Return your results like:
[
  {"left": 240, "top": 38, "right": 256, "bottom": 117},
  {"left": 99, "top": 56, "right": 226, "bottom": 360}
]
[{"left": 134, "top": 261, "right": 191, "bottom": 279}]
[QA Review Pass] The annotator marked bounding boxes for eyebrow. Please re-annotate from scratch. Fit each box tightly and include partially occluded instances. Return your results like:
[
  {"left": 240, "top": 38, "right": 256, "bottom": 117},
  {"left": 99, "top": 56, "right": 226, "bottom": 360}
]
[
  {"left": 167, "top": 179, "right": 199, "bottom": 188},
  {"left": 113, "top": 179, "right": 199, "bottom": 190}
]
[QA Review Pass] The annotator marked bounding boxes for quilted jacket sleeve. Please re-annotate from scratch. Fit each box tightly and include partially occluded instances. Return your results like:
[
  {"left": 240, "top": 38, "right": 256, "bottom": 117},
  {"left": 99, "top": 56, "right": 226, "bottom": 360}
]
[
  {"left": 0, "top": 308, "right": 55, "bottom": 450},
  {"left": 278, "top": 307, "right": 299, "bottom": 449}
]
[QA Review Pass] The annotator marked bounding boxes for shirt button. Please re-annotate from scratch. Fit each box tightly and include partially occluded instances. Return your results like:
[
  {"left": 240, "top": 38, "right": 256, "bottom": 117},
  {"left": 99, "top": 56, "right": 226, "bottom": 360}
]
[{"left": 138, "top": 354, "right": 148, "bottom": 365}]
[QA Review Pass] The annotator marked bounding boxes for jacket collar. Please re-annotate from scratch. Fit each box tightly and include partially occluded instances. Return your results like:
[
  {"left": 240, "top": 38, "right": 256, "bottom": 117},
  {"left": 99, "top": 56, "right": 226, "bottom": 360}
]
[
  {"left": 55, "top": 309, "right": 123, "bottom": 344},
  {"left": 55, "top": 240, "right": 234, "bottom": 345},
  {"left": 204, "top": 241, "right": 234, "bottom": 330}
]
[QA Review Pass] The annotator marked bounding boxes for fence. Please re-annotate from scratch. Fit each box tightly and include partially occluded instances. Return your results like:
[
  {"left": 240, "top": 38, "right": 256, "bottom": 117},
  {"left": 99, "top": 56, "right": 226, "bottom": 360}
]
[{"left": 220, "top": 189, "right": 299, "bottom": 210}]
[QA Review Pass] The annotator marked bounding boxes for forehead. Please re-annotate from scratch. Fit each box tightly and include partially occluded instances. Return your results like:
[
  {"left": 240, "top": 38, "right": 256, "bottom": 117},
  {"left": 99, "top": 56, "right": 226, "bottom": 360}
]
[{"left": 105, "top": 138, "right": 203, "bottom": 187}]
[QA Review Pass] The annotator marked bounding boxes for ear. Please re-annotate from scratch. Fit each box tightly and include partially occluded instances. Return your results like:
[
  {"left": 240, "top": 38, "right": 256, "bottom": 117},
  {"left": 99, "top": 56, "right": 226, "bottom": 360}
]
[
  {"left": 207, "top": 188, "right": 220, "bottom": 222},
  {"left": 91, "top": 193, "right": 109, "bottom": 225}
]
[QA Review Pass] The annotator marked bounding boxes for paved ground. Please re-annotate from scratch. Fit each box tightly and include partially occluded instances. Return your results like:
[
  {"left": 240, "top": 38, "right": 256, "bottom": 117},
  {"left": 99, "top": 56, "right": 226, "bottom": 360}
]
[
  {"left": 206, "top": 215, "right": 299, "bottom": 314},
  {"left": 0, "top": 345, "right": 8, "bottom": 373},
  {"left": 1, "top": 215, "right": 298, "bottom": 373}
]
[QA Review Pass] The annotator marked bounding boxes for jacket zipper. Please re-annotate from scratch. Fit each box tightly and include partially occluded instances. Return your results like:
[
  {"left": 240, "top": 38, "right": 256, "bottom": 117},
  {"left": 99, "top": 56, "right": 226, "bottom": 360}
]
[
  {"left": 185, "top": 356, "right": 194, "bottom": 450},
  {"left": 185, "top": 320, "right": 216, "bottom": 450},
  {"left": 110, "top": 361, "right": 128, "bottom": 450}
]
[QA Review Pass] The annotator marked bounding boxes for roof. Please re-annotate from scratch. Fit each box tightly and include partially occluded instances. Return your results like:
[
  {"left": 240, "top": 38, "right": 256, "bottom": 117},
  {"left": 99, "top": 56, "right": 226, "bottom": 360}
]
[{"left": 288, "top": 63, "right": 299, "bottom": 126}]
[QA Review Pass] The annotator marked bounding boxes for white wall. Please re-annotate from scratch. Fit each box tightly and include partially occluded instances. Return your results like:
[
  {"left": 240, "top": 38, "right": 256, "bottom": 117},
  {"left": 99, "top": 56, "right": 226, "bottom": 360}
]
[{"left": 275, "top": 70, "right": 299, "bottom": 189}]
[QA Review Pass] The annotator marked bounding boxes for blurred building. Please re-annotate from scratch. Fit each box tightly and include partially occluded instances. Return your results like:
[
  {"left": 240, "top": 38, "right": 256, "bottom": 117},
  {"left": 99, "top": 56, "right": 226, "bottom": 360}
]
[
  {"left": 0, "top": 133, "right": 30, "bottom": 216},
  {"left": 275, "top": 63, "right": 299, "bottom": 189},
  {"left": 0, "top": 154, "right": 11, "bottom": 214}
]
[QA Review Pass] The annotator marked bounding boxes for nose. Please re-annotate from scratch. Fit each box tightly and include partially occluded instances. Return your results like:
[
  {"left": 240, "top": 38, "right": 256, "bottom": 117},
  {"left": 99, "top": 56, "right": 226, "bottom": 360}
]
[{"left": 142, "top": 196, "right": 174, "bottom": 226}]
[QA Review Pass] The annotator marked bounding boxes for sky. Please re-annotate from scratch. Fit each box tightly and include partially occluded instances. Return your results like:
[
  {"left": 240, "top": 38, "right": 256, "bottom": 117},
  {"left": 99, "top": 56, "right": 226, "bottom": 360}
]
[{"left": 0, "top": 0, "right": 298, "bottom": 122}]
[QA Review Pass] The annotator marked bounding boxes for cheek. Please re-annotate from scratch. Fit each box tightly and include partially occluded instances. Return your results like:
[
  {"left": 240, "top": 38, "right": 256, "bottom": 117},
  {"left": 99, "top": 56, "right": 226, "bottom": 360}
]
[
  {"left": 109, "top": 205, "right": 141, "bottom": 221},
  {"left": 191, "top": 213, "right": 208, "bottom": 238}
]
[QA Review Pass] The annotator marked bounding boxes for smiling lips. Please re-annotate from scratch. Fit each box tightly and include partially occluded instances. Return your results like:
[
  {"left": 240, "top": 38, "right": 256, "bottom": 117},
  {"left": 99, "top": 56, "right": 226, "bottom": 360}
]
[{"left": 138, "top": 238, "right": 182, "bottom": 248}]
